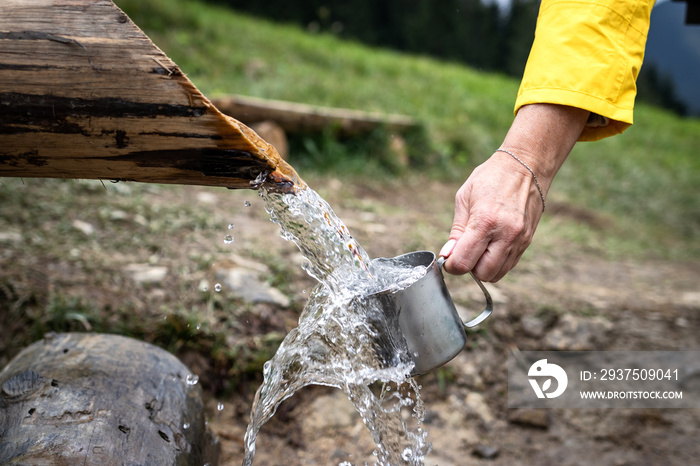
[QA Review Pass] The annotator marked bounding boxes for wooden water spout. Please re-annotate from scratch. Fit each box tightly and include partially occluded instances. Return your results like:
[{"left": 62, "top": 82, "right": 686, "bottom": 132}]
[{"left": 0, "top": 0, "right": 302, "bottom": 192}]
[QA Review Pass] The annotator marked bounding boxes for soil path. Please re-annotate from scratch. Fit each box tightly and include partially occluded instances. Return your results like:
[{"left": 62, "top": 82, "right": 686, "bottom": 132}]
[{"left": 1, "top": 175, "right": 698, "bottom": 465}]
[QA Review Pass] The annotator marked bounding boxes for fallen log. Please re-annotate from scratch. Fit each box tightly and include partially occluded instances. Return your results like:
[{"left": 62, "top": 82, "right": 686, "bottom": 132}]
[
  {"left": 213, "top": 94, "right": 420, "bottom": 138},
  {"left": 0, "top": 0, "right": 301, "bottom": 192},
  {"left": 0, "top": 332, "right": 220, "bottom": 465}
]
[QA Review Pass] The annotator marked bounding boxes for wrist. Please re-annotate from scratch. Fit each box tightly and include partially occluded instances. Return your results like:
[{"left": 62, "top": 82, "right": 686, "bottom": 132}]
[
  {"left": 500, "top": 103, "right": 589, "bottom": 185},
  {"left": 494, "top": 148, "right": 546, "bottom": 212}
]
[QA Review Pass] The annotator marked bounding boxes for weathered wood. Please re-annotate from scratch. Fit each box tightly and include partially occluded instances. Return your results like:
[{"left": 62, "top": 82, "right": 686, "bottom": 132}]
[
  {"left": 0, "top": 0, "right": 301, "bottom": 192},
  {"left": 0, "top": 332, "right": 220, "bottom": 465},
  {"left": 213, "top": 95, "right": 420, "bottom": 137}
]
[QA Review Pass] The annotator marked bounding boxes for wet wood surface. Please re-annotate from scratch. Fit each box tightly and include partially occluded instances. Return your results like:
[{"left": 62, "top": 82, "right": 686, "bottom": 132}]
[
  {"left": 0, "top": 0, "right": 300, "bottom": 191},
  {"left": 0, "top": 332, "right": 220, "bottom": 465}
]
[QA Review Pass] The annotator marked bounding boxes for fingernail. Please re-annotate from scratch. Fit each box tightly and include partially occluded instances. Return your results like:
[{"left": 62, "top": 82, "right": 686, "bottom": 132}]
[{"left": 439, "top": 239, "right": 456, "bottom": 258}]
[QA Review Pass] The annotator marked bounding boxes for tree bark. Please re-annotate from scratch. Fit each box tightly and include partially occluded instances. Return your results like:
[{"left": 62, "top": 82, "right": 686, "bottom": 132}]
[{"left": 0, "top": 0, "right": 301, "bottom": 192}]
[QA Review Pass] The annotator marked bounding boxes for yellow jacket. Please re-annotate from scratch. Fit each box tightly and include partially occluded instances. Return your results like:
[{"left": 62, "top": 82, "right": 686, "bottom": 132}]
[{"left": 515, "top": 0, "right": 656, "bottom": 141}]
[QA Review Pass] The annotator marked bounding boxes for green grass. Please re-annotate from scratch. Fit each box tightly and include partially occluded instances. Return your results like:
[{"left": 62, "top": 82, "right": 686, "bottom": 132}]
[{"left": 114, "top": 0, "right": 699, "bottom": 258}]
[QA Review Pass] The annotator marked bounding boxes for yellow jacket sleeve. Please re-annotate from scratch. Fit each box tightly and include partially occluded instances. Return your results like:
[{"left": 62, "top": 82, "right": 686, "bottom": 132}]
[{"left": 515, "top": 0, "right": 655, "bottom": 141}]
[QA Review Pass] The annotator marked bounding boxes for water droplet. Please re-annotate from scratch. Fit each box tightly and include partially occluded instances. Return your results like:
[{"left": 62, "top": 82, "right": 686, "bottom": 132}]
[
  {"left": 196, "top": 323, "right": 201, "bottom": 330},
  {"left": 214, "top": 283, "right": 222, "bottom": 292},
  {"left": 228, "top": 223, "right": 234, "bottom": 230},
  {"left": 217, "top": 402, "right": 224, "bottom": 411},
  {"left": 302, "top": 289, "right": 307, "bottom": 294},
  {"left": 244, "top": 201, "right": 251, "bottom": 207},
  {"left": 223, "top": 234, "right": 234, "bottom": 244},
  {"left": 186, "top": 374, "right": 199, "bottom": 385},
  {"left": 401, "top": 447, "right": 413, "bottom": 460},
  {"left": 182, "top": 422, "right": 190, "bottom": 430}
]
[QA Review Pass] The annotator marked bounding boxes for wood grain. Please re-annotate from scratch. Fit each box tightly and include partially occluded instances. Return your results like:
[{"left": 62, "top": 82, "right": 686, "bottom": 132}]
[{"left": 0, "top": 0, "right": 301, "bottom": 192}]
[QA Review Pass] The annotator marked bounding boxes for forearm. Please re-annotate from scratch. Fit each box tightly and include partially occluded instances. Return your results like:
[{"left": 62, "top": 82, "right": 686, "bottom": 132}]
[{"left": 497, "top": 103, "right": 590, "bottom": 195}]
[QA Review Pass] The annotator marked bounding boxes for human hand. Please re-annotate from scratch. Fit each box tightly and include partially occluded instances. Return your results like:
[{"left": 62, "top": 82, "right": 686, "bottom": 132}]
[
  {"left": 439, "top": 103, "right": 590, "bottom": 282},
  {"left": 439, "top": 153, "right": 544, "bottom": 282}
]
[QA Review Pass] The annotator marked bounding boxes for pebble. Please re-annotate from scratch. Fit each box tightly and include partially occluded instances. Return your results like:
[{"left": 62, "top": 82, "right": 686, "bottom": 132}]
[
  {"left": 214, "top": 268, "right": 290, "bottom": 307},
  {"left": 472, "top": 444, "right": 500, "bottom": 459},
  {"left": 544, "top": 313, "right": 613, "bottom": 351},
  {"left": 124, "top": 264, "right": 168, "bottom": 284},
  {"left": 521, "top": 315, "right": 546, "bottom": 338},
  {"left": 508, "top": 409, "right": 549, "bottom": 429},
  {"left": 464, "top": 392, "right": 494, "bottom": 424},
  {"left": 72, "top": 220, "right": 95, "bottom": 236}
]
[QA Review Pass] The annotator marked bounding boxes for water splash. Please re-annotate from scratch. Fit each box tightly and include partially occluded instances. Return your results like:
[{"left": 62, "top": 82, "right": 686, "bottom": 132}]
[{"left": 243, "top": 185, "right": 431, "bottom": 465}]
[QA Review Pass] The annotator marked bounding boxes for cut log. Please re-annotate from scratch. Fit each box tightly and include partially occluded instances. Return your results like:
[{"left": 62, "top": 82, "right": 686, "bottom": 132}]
[
  {"left": 0, "top": 332, "right": 220, "bottom": 465},
  {"left": 0, "top": 0, "right": 301, "bottom": 192},
  {"left": 213, "top": 95, "right": 420, "bottom": 138}
]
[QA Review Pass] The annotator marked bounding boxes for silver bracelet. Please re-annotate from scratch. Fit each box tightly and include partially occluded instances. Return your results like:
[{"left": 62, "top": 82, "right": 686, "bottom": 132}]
[{"left": 495, "top": 148, "right": 546, "bottom": 213}]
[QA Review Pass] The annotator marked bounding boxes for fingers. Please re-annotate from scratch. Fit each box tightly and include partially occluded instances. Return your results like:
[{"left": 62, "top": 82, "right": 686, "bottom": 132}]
[
  {"left": 440, "top": 158, "right": 540, "bottom": 282},
  {"left": 443, "top": 223, "right": 527, "bottom": 282}
]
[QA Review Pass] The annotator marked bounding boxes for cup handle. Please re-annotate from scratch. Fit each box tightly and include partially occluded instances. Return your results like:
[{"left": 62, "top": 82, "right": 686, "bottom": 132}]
[{"left": 438, "top": 257, "right": 494, "bottom": 329}]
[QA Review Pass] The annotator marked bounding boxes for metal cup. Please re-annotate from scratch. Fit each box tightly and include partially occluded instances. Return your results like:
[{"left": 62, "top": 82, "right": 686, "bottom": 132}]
[{"left": 368, "top": 251, "right": 493, "bottom": 376}]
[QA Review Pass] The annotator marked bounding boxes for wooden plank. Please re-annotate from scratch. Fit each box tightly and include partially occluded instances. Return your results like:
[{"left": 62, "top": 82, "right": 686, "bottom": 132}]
[
  {"left": 213, "top": 95, "right": 419, "bottom": 137},
  {"left": 0, "top": 0, "right": 301, "bottom": 192}
]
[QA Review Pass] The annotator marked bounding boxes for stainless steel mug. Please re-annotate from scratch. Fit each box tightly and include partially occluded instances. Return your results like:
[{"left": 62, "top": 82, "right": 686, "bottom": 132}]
[{"left": 368, "top": 251, "right": 493, "bottom": 376}]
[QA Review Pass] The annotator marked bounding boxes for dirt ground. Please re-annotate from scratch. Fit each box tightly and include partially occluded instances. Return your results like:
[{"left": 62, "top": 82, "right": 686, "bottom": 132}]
[{"left": 1, "top": 174, "right": 699, "bottom": 465}]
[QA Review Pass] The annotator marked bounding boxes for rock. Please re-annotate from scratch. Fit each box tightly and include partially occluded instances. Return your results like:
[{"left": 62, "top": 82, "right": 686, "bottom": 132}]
[
  {"left": 0, "top": 230, "right": 22, "bottom": 243},
  {"left": 544, "top": 313, "right": 613, "bottom": 351},
  {"left": 72, "top": 219, "right": 95, "bottom": 236},
  {"left": 215, "top": 268, "right": 290, "bottom": 307},
  {"left": 124, "top": 263, "right": 168, "bottom": 284},
  {"left": 508, "top": 409, "right": 549, "bottom": 429},
  {"left": 472, "top": 444, "right": 500, "bottom": 459},
  {"left": 0, "top": 333, "right": 220, "bottom": 465},
  {"left": 196, "top": 191, "right": 218, "bottom": 205},
  {"left": 450, "top": 356, "right": 486, "bottom": 391},
  {"left": 107, "top": 210, "right": 129, "bottom": 221},
  {"left": 680, "top": 291, "right": 700, "bottom": 309},
  {"left": 464, "top": 392, "right": 494, "bottom": 425},
  {"left": 213, "top": 255, "right": 290, "bottom": 306},
  {"left": 521, "top": 315, "right": 546, "bottom": 338},
  {"left": 675, "top": 316, "right": 690, "bottom": 328}
]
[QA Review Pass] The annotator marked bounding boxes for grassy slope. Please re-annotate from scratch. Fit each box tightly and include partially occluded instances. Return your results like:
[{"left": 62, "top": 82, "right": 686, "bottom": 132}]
[{"left": 116, "top": 0, "right": 699, "bottom": 258}]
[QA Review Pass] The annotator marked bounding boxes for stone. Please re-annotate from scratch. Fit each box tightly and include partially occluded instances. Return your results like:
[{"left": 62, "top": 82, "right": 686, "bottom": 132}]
[
  {"left": 0, "top": 230, "right": 22, "bottom": 243},
  {"left": 521, "top": 315, "right": 546, "bottom": 338},
  {"left": 544, "top": 313, "right": 613, "bottom": 351},
  {"left": 0, "top": 333, "right": 220, "bottom": 465},
  {"left": 464, "top": 392, "right": 494, "bottom": 424},
  {"left": 214, "top": 267, "right": 290, "bottom": 308},
  {"left": 508, "top": 409, "right": 549, "bottom": 429},
  {"left": 72, "top": 219, "right": 95, "bottom": 236},
  {"left": 472, "top": 444, "right": 500, "bottom": 459},
  {"left": 196, "top": 191, "right": 218, "bottom": 205},
  {"left": 124, "top": 263, "right": 168, "bottom": 284}
]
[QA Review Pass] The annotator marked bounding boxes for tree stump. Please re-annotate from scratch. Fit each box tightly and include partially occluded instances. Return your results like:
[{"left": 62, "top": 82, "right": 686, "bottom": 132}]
[{"left": 0, "top": 332, "right": 220, "bottom": 465}]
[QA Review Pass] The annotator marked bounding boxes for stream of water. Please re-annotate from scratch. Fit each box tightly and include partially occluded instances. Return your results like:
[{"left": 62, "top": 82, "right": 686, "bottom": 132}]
[{"left": 242, "top": 182, "right": 432, "bottom": 465}]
